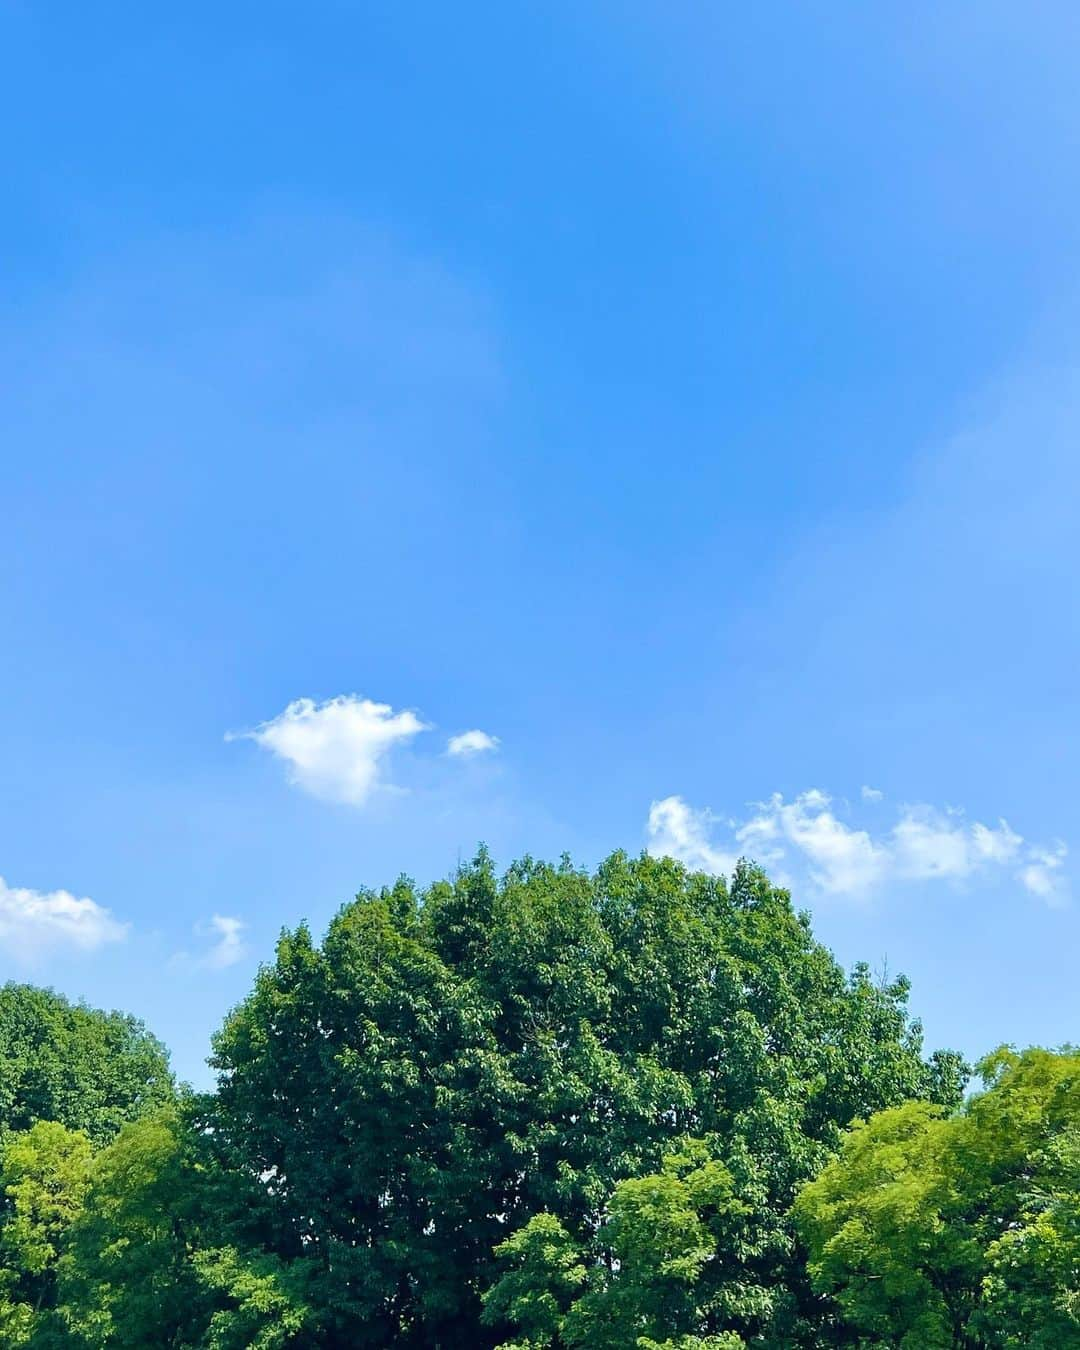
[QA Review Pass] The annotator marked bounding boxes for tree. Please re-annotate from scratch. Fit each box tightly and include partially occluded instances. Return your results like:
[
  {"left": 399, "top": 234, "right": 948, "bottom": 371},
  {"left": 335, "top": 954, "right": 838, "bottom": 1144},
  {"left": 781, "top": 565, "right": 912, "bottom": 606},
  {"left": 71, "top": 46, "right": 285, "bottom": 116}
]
[
  {"left": 0, "top": 985, "right": 174, "bottom": 1145},
  {"left": 793, "top": 1046, "right": 1080, "bottom": 1348},
  {"left": 483, "top": 1140, "right": 752, "bottom": 1350},
  {"left": 561, "top": 1141, "right": 752, "bottom": 1349},
  {"left": 57, "top": 1107, "right": 311, "bottom": 1349},
  {"left": 209, "top": 850, "right": 964, "bottom": 1347},
  {"left": 480, "top": 1214, "right": 585, "bottom": 1350},
  {"left": 0, "top": 1121, "right": 92, "bottom": 1346}
]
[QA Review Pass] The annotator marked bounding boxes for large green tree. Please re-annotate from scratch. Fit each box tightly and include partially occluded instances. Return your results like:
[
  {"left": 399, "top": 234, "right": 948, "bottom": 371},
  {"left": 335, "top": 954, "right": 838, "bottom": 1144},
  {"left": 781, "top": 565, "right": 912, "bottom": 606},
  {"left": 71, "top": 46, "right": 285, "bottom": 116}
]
[
  {"left": 209, "top": 849, "right": 964, "bottom": 1348},
  {"left": 0, "top": 985, "right": 173, "bottom": 1145},
  {"left": 793, "top": 1046, "right": 1080, "bottom": 1348}
]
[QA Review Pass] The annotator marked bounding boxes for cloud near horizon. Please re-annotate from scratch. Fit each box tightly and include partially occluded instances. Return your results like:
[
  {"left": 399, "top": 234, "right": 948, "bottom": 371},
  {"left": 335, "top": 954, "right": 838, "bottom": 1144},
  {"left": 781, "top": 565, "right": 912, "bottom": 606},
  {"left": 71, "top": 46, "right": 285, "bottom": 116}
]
[
  {"left": 647, "top": 789, "right": 1068, "bottom": 905},
  {"left": 0, "top": 876, "right": 129, "bottom": 961}
]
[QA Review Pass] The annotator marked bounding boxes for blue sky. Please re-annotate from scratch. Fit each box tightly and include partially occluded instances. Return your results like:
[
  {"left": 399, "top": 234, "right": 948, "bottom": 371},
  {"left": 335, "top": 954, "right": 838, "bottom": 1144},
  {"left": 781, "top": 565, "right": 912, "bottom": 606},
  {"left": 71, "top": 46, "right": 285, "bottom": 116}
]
[{"left": 4, "top": 2, "right": 1080, "bottom": 1086}]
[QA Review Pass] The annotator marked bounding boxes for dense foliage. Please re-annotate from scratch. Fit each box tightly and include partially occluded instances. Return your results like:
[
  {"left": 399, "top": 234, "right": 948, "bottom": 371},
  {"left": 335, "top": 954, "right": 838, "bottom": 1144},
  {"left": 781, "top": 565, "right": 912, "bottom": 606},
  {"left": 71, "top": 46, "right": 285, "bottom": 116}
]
[
  {"left": 206, "top": 850, "right": 963, "bottom": 1347},
  {"left": 0, "top": 849, "right": 1070, "bottom": 1347},
  {"left": 0, "top": 984, "right": 173, "bottom": 1144},
  {"left": 0, "top": 986, "right": 175, "bottom": 1343},
  {"left": 794, "top": 1046, "right": 1080, "bottom": 1347}
]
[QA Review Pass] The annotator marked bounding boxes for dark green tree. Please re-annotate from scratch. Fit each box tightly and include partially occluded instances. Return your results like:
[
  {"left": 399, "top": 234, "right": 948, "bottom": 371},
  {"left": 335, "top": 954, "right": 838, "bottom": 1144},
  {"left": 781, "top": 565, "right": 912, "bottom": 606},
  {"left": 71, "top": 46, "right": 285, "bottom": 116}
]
[
  {"left": 0, "top": 985, "right": 173, "bottom": 1145},
  {"left": 209, "top": 850, "right": 964, "bottom": 1348}
]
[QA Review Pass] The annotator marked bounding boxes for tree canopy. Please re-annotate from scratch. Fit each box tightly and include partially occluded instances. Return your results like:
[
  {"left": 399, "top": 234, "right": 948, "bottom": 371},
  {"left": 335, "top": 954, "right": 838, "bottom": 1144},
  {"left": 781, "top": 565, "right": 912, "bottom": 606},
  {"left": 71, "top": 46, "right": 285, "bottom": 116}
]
[
  {"left": 0, "top": 986, "right": 174, "bottom": 1345},
  {"left": 9, "top": 848, "right": 1065, "bottom": 1348},
  {"left": 207, "top": 849, "right": 964, "bottom": 1347},
  {"left": 0, "top": 984, "right": 174, "bottom": 1145},
  {"left": 794, "top": 1046, "right": 1080, "bottom": 1348}
]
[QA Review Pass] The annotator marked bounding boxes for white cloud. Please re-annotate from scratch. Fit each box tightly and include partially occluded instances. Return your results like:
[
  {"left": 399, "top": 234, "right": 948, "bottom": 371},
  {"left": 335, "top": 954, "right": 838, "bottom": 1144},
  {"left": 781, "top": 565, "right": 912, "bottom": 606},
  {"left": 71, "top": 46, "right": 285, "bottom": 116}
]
[
  {"left": 171, "top": 914, "right": 248, "bottom": 973},
  {"left": 0, "top": 877, "right": 128, "bottom": 961},
  {"left": 196, "top": 914, "right": 247, "bottom": 970},
  {"left": 646, "top": 790, "right": 1068, "bottom": 904},
  {"left": 749, "top": 791, "right": 887, "bottom": 895},
  {"left": 647, "top": 797, "right": 739, "bottom": 877},
  {"left": 888, "top": 809, "right": 1023, "bottom": 881},
  {"left": 1017, "top": 842, "right": 1068, "bottom": 905},
  {"left": 861, "top": 785, "right": 884, "bottom": 802},
  {"left": 970, "top": 819, "right": 1025, "bottom": 865},
  {"left": 229, "top": 695, "right": 428, "bottom": 806},
  {"left": 447, "top": 729, "right": 500, "bottom": 757}
]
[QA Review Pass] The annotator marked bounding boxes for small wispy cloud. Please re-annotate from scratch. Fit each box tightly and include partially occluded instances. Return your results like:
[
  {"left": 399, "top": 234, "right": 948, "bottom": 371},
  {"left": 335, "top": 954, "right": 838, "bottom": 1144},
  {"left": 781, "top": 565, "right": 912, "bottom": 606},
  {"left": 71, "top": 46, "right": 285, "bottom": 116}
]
[
  {"left": 861, "top": 785, "right": 884, "bottom": 802},
  {"left": 1017, "top": 843, "right": 1069, "bottom": 907},
  {"left": 446, "top": 729, "right": 500, "bottom": 757},
  {"left": 647, "top": 790, "right": 1068, "bottom": 905},
  {"left": 171, "top": 914, "right": 248, "bottom": 972},
  {"left": 228, "top": 695, "right": 428, "bottom": 806},
  {"left": 196, "top": 914, "right": 247, "bottom": 969},
  {"left": 0, "top": 876, "right": 129, "bottom": 961}
]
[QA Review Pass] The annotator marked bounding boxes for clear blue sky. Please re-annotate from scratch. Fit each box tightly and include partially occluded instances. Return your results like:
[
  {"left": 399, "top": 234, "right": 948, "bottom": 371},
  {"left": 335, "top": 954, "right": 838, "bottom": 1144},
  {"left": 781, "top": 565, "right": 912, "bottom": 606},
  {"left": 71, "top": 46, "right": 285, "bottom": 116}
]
[{"left": 4, "top": 2, "right": 1080, "bottom": 1086}]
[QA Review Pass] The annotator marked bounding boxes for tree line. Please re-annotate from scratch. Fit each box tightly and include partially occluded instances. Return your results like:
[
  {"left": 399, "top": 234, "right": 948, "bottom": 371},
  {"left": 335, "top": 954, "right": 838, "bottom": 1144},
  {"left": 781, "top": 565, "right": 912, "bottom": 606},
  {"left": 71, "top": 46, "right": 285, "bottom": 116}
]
[{"left": 0, "top": 850, "right": 1075, "bottom": 1347}]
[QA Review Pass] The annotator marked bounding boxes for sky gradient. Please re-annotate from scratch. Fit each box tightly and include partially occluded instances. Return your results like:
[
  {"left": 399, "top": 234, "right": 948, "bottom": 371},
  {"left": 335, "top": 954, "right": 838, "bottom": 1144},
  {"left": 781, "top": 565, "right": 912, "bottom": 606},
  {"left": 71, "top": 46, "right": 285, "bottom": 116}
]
[{"left": 3, "top": 2, "right": 1080, "bottom": 1086}]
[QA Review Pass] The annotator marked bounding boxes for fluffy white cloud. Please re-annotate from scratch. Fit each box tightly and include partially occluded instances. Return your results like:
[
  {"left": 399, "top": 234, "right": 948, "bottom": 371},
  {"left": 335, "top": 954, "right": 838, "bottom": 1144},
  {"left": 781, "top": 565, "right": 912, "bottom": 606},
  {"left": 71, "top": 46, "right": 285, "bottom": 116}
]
[
  {"left": 646, "top": 789, "right": 1068, "bottom": 904},
  {"left": 229, "top": 695, "right": 428, "bottom": 806},
  {"left": 0, "top": 877, "right": 128, "bottom": 960},
  {"left": 741, "top": 791, "right": 888, "bottom": 895},
  {"left": 196, "top": 914, "right": 247, "bottom": 970},
  {"left": 647, "top": 798, "right": 739, "bottom": 877},
  {"left": 890, "top": 809, "right": 1022, "bottom": 880},
  {"left": 446, "top": 729, "right": 500, "bottom": 757}
]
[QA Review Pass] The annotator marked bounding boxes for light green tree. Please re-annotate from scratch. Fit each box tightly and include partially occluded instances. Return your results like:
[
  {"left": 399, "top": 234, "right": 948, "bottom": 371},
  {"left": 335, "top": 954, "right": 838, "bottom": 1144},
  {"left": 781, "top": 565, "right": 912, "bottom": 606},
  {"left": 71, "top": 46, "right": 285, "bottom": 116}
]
[
  {"left": 481, "top": 1214, "right": 585, "bottom": 1350},
  {"left": 793, "top": 1046, "right": 1080, "bottom": 1348},
  {"left": 57, "top": 1107, "right": 311, "bottom": 1349},
  {"left": 484, "top": 1141, "right": 750, "bottom": 1350},
  {"left": 0, "top": 1121, "right": 92, "bottom": 1347}
]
